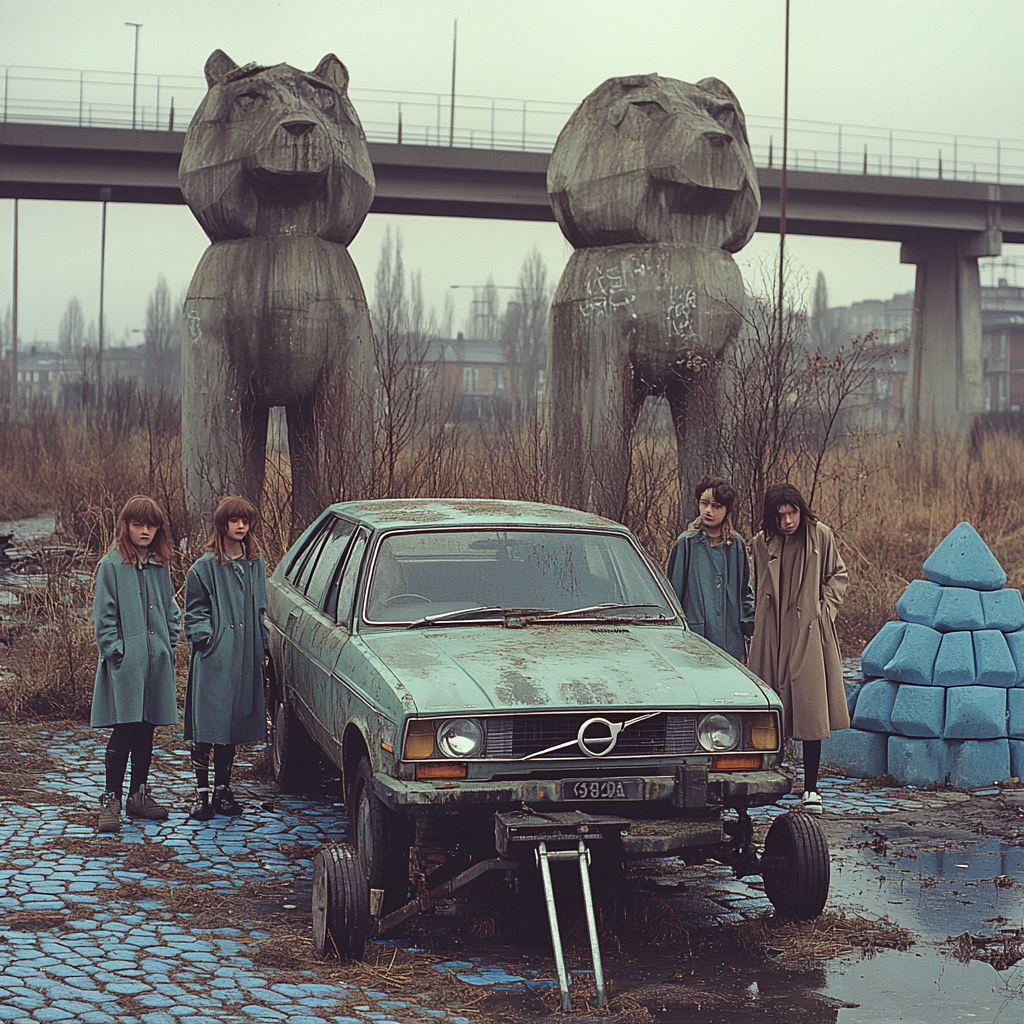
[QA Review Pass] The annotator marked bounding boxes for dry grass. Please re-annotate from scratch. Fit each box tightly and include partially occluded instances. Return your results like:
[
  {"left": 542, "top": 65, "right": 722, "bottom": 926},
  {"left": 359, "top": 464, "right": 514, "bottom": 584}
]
[{"left": 5, "top": 401, "right": 1024, "bottom": 721}]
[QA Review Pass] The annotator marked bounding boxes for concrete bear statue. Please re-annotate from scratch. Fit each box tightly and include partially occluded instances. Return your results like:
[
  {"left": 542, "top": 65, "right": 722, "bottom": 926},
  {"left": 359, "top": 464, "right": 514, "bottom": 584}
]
[
  {"left": 179, "top": 49, "right": 375, "bottom": 528},
  {"left": 545, "top": 74, "right": 760, "bottom": 519}
]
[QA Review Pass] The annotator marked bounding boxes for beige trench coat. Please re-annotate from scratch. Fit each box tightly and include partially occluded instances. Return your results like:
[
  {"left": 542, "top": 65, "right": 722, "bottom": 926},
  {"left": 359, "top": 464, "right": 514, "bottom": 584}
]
[{"left": 748, "top": 521, "right": 850, "bottom": 741}]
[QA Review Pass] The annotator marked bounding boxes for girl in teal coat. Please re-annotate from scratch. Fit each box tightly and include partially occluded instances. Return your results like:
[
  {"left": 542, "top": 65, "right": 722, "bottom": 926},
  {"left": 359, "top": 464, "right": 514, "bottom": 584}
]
[
  {"left": 91, "top": 495, "right": 180, "bottom": 833},
  {"left": 666, "top": 475, "right": 754, "bottom": 664},
  {"left": 183, "top": 496, "right": 268, "bottom": 820}
]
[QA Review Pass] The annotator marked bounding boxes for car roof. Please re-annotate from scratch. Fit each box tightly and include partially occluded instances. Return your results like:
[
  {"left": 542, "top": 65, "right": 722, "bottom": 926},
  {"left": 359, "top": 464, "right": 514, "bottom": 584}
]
[{"left": 327, "top": 498, "right": 628, "bottom": 533}]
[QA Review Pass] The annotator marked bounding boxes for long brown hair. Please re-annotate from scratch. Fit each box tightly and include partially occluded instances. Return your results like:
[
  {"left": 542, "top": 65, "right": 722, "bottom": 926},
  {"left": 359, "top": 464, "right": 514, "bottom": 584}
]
[
  {"left": 208, "top": 495, "right": 261, "bottom": 564},
  {"left": 116, "top": 495, "right": 173, "bottom": 565}
]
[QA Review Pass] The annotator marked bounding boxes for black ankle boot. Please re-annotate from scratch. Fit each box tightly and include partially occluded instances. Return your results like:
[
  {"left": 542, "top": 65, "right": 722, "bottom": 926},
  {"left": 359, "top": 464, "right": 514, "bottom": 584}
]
[
  {"left": 189, "top": 787, "right": 214, "bottom": 821},
  {"left": 212, "top": 785, "right": 242, "bottom": 816}
]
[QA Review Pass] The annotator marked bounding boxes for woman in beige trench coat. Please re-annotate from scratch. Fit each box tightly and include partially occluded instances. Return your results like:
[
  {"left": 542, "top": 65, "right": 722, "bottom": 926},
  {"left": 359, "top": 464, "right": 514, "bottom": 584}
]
[{"left": 748, "top": 483, "right": 849, "bottom": 814}]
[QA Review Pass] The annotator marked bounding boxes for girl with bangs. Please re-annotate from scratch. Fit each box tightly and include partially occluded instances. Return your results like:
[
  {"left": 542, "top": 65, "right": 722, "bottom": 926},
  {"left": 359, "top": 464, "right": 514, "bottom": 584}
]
[
  {"left": 183, "top": 496, "right": 269, "bottom": 820},
  {"left": 91, "top": 495, "right": 181, "bottom": 833}
]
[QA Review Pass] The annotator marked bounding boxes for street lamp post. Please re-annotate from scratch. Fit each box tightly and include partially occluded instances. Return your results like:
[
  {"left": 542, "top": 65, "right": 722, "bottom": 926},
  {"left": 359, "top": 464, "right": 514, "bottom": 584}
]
[{"left": 126, "top": 22, "right": 142, "bottom": 129}]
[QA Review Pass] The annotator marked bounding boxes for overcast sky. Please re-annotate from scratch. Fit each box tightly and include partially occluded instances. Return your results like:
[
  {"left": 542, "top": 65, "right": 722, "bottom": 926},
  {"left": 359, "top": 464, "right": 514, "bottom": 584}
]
[{"left": 1, "top": 0, "right": 1023, "bottom": 345}]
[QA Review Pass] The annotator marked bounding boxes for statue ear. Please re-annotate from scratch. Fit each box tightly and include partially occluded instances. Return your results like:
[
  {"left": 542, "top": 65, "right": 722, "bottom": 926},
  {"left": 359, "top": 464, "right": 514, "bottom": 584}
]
[
  {"left": 312, "top": 54, "right": 350, "bottom": 94},
  {"left": 696, "top": 77, "right": 741, "bottom": 109},
  {"left": 205, "top": 49, "right": 239, "bottom": 87}
]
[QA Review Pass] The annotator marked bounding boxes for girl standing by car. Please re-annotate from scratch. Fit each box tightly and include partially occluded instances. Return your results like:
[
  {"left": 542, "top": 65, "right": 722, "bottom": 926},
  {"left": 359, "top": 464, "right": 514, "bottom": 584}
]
[
  {"left": 91, "top": 495, "right": 180, "bottom": 833},
  {"left": 665, "top": 475, "right": 754, "bottom": 664},
  {"left": 183, "top": 496, "right": 269, "bottom": 820}
]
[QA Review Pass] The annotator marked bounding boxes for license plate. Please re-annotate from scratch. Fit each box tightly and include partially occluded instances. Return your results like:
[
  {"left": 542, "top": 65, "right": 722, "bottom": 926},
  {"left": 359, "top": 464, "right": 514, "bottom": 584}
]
[{"left": 561, "top": 778, "right": 644, "bottom": 801}]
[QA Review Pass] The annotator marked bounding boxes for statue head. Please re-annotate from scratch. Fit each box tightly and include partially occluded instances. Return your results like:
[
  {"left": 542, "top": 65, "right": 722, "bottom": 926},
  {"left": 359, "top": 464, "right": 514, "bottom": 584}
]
[
  {"left": 179, "top": 50, "right": 375, "bottom": 244},
  {"left": 548, "top": 74, "right": 760, "bottom": 252}
]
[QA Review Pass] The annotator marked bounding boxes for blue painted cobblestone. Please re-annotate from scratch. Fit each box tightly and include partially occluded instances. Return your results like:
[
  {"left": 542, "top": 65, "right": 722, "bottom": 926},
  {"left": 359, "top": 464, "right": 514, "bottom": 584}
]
[{"left": 1, "top": 710, "right": 993, "bottom": 1018}]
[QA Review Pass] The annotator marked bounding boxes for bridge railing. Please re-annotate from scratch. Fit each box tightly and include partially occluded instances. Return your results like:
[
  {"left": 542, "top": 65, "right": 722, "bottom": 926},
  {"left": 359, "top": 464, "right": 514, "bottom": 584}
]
[{"left": 3, "top": 64, "right": 1023, "bottom": 186}]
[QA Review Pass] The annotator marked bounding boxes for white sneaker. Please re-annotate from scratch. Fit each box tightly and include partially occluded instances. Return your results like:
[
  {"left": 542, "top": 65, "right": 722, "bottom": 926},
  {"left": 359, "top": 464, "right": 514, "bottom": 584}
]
[{"left": 800, "top": 790, "right": 823, "bottom": 815}]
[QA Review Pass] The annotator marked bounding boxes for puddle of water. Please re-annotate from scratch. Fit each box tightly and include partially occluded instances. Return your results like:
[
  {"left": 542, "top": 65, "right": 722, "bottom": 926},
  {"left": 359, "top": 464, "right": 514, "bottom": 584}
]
[{"left": 0, "top": 512, "right": 57, "bottom": 543}]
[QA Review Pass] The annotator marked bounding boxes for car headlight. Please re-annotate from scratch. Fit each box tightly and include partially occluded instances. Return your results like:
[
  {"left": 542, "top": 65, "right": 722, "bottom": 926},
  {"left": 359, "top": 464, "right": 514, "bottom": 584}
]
[
  {"left": 436, "top": 718, "right": 484, "bottom": 758},
  {"left": 698, "top": 713, "right": 740, "bottom": 752}
]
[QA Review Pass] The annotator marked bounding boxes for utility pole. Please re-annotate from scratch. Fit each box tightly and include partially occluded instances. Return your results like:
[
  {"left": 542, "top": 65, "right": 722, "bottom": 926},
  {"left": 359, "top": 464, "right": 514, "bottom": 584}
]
[
  {"left": 449, "top": 20, "right": 457, "bottom": 147},
  {"left": 10, "top": 199, "right": 18, "bottom": 417},
  {"left": 126, "top": 22, "right": 142, "bottom": 129}
]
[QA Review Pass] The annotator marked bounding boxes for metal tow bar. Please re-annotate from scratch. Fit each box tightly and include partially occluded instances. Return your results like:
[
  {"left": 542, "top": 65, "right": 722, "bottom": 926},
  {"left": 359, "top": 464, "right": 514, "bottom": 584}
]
[{"left": 535, "top": 840, "right": 607, "bottom": 1012}]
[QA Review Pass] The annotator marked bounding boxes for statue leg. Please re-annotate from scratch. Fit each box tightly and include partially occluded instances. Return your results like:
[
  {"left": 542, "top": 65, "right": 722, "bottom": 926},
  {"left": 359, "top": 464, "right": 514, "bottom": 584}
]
[
  {"left": 285, "top": 397, "right": 321, "bottom": 534},
  {"left": 585, "top": 341, "right": 634, "bottom": 522},
  {"left": 241, "top": 390, "right": 269, "bottom": 509}
]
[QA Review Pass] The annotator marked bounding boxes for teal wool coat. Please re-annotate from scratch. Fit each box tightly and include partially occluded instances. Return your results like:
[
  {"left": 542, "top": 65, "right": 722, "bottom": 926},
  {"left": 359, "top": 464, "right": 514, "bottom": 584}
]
[
  {"left": 90, "top": 549, "right": 181, "bottom": 728},
  {"left": 183, "top": 551, "right": 269, "bottom": 745},
  {"left": 665, "top": 524, "right": 755, "bottom": 664}
]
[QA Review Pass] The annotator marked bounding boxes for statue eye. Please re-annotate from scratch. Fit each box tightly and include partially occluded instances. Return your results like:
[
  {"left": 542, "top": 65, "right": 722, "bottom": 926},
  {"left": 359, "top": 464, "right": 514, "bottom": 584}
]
[
  {"left": 313, "top": 89, "right": 335, "bottom": 111},
  {"left": 235, "top": 91, "right": 262, "bottom": 112},
  {"left": 632, "top": 100, "right": 669, "bottom": 121},
  {"left": 709, "top": 103, "right": 738, "bottom": 130}
]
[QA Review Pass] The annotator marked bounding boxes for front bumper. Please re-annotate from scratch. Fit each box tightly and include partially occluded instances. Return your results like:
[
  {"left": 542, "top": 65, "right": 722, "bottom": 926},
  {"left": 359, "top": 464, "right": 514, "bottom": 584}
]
[{"left": 373, "top": 767, "right": 791, "bottom": 814}]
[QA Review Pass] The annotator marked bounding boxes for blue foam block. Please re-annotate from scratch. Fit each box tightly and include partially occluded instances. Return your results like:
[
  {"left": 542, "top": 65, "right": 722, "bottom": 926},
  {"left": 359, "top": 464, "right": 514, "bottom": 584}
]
[
  {"left": 887, "top": 735, "right": 953, "bottom": 787},
  {"left": 923, "top": 522, "right": 1007, "bottom": 591},
  {"left": 895, "top": 579, "right": 943, "bottom": 627},
  {"left": 860, "top": 620, "right": 908, "bottom": 679},
  {"left": 890, "top": 684, "right": 946, "bottom": 738},
  {"left": 973, "top": 629, "right": 1017, "bottom": 687},
  {"left": 933, "top": 587, "right": 986, "bottom": 632},
  {"left": 1005, "top": 629, "right": 1024, "bottom": 685},
  {"left": 982, "top": 588, "right": 1024, "bottom": 632},
  {"left": 1009, "top": 690, "right": 1024, "bottom": 739},
  {"left": 1011, "top": 740, "right": 1024, "bottom": 780},
  {"left": 845, "top": 680, "right": 864, "bottom": 717},
  {"left": 933, "top": 631, "right": 976, "bottom": 687},
  {"left": 884, "top": 623, "right": 942, "bottom": 685},
  {"left": 851, "top": 678, "right": 899, "bottom": 732},
  {"left": 820, "top": 728, "right": 888, "bottom": 778},
  {"left": 949, "top": 739, "right": 1011, "bottom": 788},
  {"left": 944, "top": 686, "right": 1008, "bottom": 739}
]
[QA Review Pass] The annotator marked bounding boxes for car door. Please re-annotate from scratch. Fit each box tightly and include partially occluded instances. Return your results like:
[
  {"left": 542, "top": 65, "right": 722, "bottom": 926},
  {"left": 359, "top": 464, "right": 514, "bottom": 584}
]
[{"left": 286, "top": 516, "right": 356, "bottom": 746}]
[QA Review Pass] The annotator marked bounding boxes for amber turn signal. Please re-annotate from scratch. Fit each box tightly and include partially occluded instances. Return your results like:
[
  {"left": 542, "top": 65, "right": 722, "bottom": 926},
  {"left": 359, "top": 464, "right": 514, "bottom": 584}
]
[
  {"left": 415, "top": 762, "right": 468, "bottom": 780},
  {"left": 712, "top": 753, "right": 762, "bottom": 770},
  {"left": 748, "top": 713, "right": 779, "bottom": 750},
  {"left": 404, "top": 720, "right": 435, "bottom": 760}
]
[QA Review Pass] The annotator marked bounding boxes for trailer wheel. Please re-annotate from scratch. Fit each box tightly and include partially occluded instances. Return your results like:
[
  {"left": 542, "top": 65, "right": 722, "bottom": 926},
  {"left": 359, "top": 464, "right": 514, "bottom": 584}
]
[
  {"left": 762, "top": 811, "right": 830, "bottom": 920},
  {"left": 312, "top": 842, "right": 370, "bottom": 959}
]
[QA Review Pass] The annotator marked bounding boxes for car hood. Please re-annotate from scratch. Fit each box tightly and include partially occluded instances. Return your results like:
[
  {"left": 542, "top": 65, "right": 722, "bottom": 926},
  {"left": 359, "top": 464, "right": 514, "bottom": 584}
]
[{"left": 360, "top": 624, "right": 773, "bottom": 715}]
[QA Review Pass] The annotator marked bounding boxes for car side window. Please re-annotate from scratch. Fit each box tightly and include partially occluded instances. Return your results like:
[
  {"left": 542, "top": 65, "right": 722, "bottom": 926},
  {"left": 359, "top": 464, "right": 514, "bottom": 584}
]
[
  {"left": 306, "top": 519, "right": 356, "bottom": 610},
  {"left": 286, "top": 517, "right": 333, "bottom": 592},
  {"left": 333, "top": 531, "right": 369, "bottom": 630}
]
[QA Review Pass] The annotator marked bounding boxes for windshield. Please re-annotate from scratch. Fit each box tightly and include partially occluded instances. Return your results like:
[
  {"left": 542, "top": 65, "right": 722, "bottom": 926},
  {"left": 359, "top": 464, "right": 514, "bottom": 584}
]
[{"left": 363, "top": 528, "right": 676, "bottom": 625}]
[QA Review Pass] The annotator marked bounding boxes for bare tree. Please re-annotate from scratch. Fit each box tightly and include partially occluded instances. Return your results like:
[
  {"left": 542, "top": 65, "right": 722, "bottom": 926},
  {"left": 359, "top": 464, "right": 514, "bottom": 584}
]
[
  {"left": 58, "top": 298, "right": 85, "bottom": 357},
  {"left": 507, "top": 246, "right": 551, "bottom": 424},
  {"left": 810, "top": 271, "right": 841, "bottom": 355},
  {"left": 144, "top": 275, "right": 180, "bottom": 394}
]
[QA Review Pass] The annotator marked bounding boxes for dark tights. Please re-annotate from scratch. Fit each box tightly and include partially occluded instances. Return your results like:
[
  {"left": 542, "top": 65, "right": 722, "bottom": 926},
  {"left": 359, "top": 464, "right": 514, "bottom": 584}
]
[
  {"left": 105, "top": 722, "right": 156, "bottom": 798},
  {"left": 803, "top": 739, "right": 822, "bottom": 794},
  {"left": 191, "top": 742, "right": 236, "bottom": 790}
]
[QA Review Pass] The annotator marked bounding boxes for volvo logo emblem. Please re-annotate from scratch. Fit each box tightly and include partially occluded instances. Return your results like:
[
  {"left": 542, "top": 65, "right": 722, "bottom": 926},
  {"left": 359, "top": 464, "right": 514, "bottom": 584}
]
[{"left": 577, "top": 717, "right": 623, "bottom": 757}]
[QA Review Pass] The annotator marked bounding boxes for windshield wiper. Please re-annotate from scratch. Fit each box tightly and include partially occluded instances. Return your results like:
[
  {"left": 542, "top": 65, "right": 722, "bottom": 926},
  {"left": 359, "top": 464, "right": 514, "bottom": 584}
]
[
  {"left": 528, "top": 603, "right": 667, "bottom": 621},
  {"left": 406, "top": 606, "right": 554, "bottom": 628}
]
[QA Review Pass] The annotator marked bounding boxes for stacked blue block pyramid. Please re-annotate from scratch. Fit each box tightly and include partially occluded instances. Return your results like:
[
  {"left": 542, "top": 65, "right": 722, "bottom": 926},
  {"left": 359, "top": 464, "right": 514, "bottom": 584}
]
[{"left": 821, "top": 522, "right": 1024, "bottom": 788}]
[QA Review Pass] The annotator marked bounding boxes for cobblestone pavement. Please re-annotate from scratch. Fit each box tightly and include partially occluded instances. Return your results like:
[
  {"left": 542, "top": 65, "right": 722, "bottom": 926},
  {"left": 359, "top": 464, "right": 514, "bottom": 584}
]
[{"left": 0, "top": 722, "right": 1001, "bottom": 1022}]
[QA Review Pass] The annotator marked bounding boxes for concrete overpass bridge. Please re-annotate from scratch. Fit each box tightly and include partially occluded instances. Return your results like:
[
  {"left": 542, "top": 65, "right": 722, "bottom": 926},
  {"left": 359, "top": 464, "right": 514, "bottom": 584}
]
[{"left": 3, "top": 117, "right": 1024, "bottom": 431}]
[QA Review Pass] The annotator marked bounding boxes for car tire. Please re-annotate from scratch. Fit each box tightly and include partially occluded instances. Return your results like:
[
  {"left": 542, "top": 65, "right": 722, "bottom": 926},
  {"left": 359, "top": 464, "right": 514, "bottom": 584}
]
[
  {"left": 761, "top": 811, "right": 830, "bottom": 920},
  {"left": 312, "top": 842, "right": 369, "bottom": 960},
  {"left": 350, "top": 756, "right": 412, "bottom": 914},
  {"left": 270, "top": 695, "right": 318, "bottom": 793}
]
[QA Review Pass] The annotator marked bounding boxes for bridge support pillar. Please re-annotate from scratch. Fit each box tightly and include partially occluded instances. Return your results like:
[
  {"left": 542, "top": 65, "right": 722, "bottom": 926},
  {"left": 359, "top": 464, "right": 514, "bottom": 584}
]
[{"left": 900, "top": 228, "right": 1001, "bottom": 433}]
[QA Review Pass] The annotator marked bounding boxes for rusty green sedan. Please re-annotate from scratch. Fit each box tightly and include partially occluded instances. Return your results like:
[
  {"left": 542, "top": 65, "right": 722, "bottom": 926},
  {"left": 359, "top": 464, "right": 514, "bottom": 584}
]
[{"left": 266, "top": 499, "right": 828, "bottom": 967}]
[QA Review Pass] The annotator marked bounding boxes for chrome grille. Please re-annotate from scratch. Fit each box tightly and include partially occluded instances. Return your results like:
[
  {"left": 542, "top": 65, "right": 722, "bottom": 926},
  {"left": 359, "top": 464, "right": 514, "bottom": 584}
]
[{"left": 482, "top": 711, "right": 700, "bottom": 760}]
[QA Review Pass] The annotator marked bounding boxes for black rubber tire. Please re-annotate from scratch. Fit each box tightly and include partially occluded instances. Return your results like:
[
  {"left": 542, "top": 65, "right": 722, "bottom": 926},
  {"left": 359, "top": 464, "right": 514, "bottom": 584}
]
[
  {"left": 349, "top": 756, "right": 413, "bottom": 914},
  {"left": 270, "top": 696, "right": 318, "bottom": 793},
  {"left": 762, "top": 811, "right": 830, "bottom": 920},
  {"left": 312, "top": 842, "right": 370, "bottom": 960}
]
